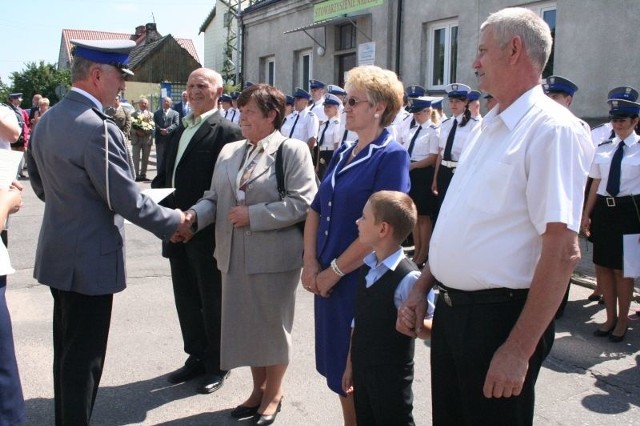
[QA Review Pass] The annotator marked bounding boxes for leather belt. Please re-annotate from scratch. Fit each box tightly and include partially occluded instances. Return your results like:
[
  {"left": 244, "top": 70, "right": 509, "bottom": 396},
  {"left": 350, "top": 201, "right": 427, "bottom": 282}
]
[
  {"left": 597, "top": 194, "right": 640, "bottom": 208},
  {"left": 441, "top": 160, "right": 458, "bottom": 168},
  {"left": 438, "top": 284, "right": 529, "bottom": 307}
]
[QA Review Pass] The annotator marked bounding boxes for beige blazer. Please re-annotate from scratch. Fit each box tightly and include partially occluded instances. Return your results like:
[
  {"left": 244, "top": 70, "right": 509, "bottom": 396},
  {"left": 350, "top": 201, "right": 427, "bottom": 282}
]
[{"left": 192, "top": 130, "right": 317, "bottom": 274}]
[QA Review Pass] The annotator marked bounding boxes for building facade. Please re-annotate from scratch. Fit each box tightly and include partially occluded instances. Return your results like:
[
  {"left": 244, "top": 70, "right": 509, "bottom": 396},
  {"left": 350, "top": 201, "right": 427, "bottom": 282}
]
[{"left": 201, "top": 0, "right": 639, "bottom": 123}]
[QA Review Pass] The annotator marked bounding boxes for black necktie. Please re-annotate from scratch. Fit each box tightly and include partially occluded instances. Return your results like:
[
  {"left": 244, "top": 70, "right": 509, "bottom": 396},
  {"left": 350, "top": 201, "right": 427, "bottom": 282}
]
[
  {"left": 407, "top": 125, "right": 422, "bottom": 157},
  {"left": 606, "top": 140, "right": 625, "bottom": 197},
  {"left": 443, "top": 119, "right": 458, "bottom": 161},
  {"left": 231, "top": 109, "right": 236, "bottom": 121},
  {"left": 288, "top": 113, "right": 300, "bottom": 138},
  {"left": 318, "top": 121, "right": 330, "bottom": 147},
  {"left": 442, "top": 118, "right": 458, "bottom": 161},
  {"left": 225, "top": 110, "right": 229, "bottom": 119}
]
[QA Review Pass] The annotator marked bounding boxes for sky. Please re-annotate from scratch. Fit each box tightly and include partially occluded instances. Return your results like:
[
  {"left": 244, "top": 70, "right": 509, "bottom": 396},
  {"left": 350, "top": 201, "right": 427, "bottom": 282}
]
[{"left": 1, "top": 0, "right": 216, "bottom": 84}]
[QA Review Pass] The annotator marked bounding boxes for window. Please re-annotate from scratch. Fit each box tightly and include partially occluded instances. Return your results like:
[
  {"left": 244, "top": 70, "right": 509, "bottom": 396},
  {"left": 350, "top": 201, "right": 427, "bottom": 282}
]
[
  {"left": 337, "top": 24, "right": 356, "bottom": 50},
  {"left": 533, "top": 4, "right": 557, "bottom": 77},
  {"left": 297, "top": 50, "right": 312, "bottom": 92},
  {"left": 337, "top": 53, "right": 357, "bottom": 87},
  {"left": 260, "top": 56, "right": 275, "bottom": 86},
  {"left": 427, "top": 19, "right": 458, "bottom": 90}
]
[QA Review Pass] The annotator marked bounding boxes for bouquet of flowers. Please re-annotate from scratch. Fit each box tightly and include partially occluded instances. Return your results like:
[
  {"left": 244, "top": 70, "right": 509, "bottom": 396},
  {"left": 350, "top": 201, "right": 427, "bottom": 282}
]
[{"left": 131, "top": 112, "right": 154, "bottom": 134}]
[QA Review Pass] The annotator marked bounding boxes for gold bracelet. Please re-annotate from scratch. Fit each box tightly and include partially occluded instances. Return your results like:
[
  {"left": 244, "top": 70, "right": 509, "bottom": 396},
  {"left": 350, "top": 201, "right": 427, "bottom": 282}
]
[{"left": 330, "top": 258, "right": 345, "bottom": 277}]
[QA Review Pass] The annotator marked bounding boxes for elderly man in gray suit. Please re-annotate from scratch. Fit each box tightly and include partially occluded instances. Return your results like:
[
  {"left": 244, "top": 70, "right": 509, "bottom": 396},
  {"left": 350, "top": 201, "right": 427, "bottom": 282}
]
[{"left": 27, "top": 39, "right": 186, "bottom": 426}]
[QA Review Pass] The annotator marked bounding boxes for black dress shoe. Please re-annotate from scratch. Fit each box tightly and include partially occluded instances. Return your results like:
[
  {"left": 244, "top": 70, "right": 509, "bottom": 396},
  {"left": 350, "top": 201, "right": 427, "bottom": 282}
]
[
  {"left": 196, "top": 370, "right": 230, "bottom": 394},
  {"left": 587, "top": 293, "right": 602, "bottom": 302},
  {"left": 229, "top": 404, "right": 259, "bottom": 419},
  {"left": 167, "top": 361, "right": 205, "bottom": 384},
  {"left": 254, "top": 399, "right": 282, "bottom": 425}
]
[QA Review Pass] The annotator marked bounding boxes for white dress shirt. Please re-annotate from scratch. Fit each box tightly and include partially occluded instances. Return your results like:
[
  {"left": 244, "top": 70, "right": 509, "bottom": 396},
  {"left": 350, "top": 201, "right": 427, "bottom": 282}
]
[
  {"left": 429, "top": 85, "right": 594, "bottom": 290},
  {"left": 402, "top": 120, "right": 440, "bottom": 161}
]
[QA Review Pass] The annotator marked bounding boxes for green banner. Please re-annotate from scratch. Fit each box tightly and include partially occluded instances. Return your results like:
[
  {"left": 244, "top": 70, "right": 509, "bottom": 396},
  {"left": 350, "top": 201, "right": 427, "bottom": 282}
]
[{"left": 314, "top": 0, "right": 384, "bottom": 22}]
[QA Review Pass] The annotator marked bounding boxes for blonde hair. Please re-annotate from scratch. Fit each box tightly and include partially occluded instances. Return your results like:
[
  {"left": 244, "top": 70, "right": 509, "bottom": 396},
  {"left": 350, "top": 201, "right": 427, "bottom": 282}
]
[{"left": 344, "top": 65, "right": 404, "bottom": 128}]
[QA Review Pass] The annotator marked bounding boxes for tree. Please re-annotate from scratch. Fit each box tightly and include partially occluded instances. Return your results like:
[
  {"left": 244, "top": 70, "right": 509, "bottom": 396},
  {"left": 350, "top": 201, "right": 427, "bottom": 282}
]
[{"left": 9, "top": 61, "right": 70, "bottom": 106}]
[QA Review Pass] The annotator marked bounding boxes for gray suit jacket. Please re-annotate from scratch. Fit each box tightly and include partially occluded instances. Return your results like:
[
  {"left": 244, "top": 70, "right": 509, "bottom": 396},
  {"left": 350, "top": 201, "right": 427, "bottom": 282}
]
[
  {"left": 153, "top": 108, "right": 180, "bottom": 143},
  {"left": 192, "top": 131, "right": 317, "bottom": 274},
  {"left": 28, "top": 90, "right": 181, "bottom": 296}
]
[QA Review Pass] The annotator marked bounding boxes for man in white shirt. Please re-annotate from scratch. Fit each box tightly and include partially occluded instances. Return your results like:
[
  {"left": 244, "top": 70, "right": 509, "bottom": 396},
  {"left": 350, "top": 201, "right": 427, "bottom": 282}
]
[{"left": 398, "top": 8, "right": 593, "bottom": 425}]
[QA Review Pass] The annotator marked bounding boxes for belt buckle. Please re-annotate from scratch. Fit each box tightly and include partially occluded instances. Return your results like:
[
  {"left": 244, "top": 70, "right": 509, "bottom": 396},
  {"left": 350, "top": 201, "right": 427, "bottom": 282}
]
[
  {"left": 443, "top": 291, "right": 452, "bottom": 307},
  {"left": 606, "top": 197, "right": 616, "bottom": 207}
]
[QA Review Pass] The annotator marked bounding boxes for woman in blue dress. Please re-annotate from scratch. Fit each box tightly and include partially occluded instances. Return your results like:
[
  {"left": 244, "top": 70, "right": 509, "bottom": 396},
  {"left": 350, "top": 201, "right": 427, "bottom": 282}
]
[{"left": 301, "top": 65, "right": 410, "bottom": 425}]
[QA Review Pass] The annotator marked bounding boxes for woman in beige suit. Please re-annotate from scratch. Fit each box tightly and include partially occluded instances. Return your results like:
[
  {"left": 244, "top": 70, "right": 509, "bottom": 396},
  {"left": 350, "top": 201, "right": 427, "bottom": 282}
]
[{"left": 186, "top": 84, "right": 317, "bottom": 425}]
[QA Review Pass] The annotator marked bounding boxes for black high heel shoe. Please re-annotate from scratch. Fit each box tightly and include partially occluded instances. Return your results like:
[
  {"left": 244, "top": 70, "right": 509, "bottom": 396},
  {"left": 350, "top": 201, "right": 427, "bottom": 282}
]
[
  {"left": 254, "top": 399, "right": 283, "bottom": 425},
  {"left": 230, "top": 404, "right": 260, "bottom": 419},
  {"left": 609, "top": 327, "right": 628, "bottom": 343}
]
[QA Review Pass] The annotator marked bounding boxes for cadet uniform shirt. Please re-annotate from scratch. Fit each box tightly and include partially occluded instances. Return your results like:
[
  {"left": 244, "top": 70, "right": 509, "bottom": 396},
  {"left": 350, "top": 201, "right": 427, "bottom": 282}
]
[
  {"left": 317, "top": 116, "right": 341, "bottom": 150},
  {"left": 402, "top": 120, "right": 440, "bottom": 161},
  {"left": 310, "top": 99, "right": 328, "bottom": 123},
  {"left": 590, "top": 132, "right": 640, "bottom": 196},
  {"left": 438, "top": 114, "right": 481, "bottom": 161}
]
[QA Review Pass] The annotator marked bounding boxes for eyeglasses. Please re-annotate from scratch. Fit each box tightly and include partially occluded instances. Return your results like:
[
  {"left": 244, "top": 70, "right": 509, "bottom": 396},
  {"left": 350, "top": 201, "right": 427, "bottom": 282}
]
[{"left": 345, "top": 97, "right": 367, "bottom": 107}]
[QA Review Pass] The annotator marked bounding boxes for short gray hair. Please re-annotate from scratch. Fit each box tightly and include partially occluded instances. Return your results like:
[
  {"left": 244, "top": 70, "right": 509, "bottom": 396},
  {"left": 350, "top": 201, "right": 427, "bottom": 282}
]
[
  {"left": 71, "top": 56, "right": 95, "bottom": 82},
  {"left": 481, "top": 7, "right": 552, "bottom": 73}
]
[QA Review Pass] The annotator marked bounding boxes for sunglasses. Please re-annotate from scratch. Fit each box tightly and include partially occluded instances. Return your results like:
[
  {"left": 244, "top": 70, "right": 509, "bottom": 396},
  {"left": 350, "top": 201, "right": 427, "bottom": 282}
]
[{"left": 345, "top": 97, "right": 368, "bottom": 107}]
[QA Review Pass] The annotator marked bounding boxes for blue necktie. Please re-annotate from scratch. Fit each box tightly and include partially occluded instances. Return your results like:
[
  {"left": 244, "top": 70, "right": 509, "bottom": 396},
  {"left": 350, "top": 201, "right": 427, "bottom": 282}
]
[{"left": 606, "top": 140, "right": 625, "bottom": 197}]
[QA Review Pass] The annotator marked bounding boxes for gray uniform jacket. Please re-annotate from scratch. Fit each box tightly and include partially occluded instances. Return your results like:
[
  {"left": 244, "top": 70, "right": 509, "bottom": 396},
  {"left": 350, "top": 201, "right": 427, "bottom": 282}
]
[
  {"left": 28, "top": 90, "right": 181, "bottom": 296},
  {"left": 191, "top": 131, "right": 317, "bottom": 275}
]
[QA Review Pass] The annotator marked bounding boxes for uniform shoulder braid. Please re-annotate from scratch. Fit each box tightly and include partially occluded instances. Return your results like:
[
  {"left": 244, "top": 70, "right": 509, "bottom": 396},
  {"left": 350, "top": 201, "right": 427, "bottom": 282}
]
[{"left": 598, "top": 139, "right": 613, "bottom": 147}]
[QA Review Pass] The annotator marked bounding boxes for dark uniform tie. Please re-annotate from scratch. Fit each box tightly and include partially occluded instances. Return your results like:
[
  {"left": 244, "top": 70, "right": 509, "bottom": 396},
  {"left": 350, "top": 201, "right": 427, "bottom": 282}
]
[
  {"left": 288, "top": 113, "right": 300, "bottom": 138},
  {"left": 407, "top": 125, "right": 422, "bottom": 157},
  {"left": 318, "top": 121, "right": 330, "bottom": 147},
  {"left": 443, "top": 118, "right": 458, "bottom": 161},
  {"left": 606, "top": 140, "right": 625, "bottom": 197}
]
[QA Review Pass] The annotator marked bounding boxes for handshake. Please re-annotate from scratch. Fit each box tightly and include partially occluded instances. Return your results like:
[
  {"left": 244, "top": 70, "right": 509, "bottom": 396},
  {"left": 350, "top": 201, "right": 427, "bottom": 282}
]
[{"left": 171, "top": 209, "right": 197, "bottom": 243}]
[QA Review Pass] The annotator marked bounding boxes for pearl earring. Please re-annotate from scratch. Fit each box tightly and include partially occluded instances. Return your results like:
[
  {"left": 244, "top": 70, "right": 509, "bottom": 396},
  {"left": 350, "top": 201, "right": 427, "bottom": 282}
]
[{"left": 374, "top": 113, "right": 380, "bottom": 119}]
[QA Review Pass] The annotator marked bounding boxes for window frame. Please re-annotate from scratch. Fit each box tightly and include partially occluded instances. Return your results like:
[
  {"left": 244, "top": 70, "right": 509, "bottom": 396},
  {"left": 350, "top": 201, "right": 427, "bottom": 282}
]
[{"left": 426, "top": 19, "right": 459, "bottom": 91}]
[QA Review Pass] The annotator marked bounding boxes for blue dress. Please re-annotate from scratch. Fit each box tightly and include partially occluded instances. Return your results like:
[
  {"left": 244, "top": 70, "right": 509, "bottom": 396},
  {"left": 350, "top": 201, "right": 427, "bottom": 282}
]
[{"left": 310, "top": 129, "right": 410, "bottom": 394}]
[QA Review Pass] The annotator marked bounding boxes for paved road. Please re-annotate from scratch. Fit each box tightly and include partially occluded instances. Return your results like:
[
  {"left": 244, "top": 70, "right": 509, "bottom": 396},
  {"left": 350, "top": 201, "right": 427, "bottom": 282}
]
[{"left": 5, "top": 155, "right": 640, "bottom": 425}]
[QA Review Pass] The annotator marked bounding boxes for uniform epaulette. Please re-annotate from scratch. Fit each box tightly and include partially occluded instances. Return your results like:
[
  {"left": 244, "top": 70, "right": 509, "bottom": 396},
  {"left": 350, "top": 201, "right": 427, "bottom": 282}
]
[
  {"left": 332, "top": 119, "right": 339, "bottom": 124},
  {"left": 430, "top": 124, "right": 438, "bottom": 129},
  {"left": 92, "top": 107, "right": 113, "bottom": 121},
  {"left": 470, "top": 116, "right": 479, "bottom": 121},
  {"left": 308, "top": 111, "right": 315, "bottom": 116},
  {"left": 591, "top": 122, "right": 606, "bottom": 130},
  {"left": 598, "top": 139, "right": 613, "bottom": 147}
]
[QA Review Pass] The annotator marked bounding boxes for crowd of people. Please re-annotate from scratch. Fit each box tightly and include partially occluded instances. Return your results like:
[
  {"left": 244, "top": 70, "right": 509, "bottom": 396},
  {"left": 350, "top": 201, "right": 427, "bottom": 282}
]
[{"left": 1, "top": 5, "right": 639, "bottom": 426}]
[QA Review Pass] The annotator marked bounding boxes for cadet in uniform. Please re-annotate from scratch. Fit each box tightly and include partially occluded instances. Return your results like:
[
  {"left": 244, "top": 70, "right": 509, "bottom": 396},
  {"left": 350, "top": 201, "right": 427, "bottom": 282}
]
[
  {"left": 309, "top": 79, "right": 328, "bottom": 123},
  {"left": 591, "top": 86, "right": 638, "bottom": 146},
  {"left": 227, "top": 92, "right": 241, "bottom": 124},
  {"left": 280, "top": 88, "right": 319, "bottom": 152},
  {"left": 582, "top": 99, "right": 640, "bottom": 343},
  {"left": 432, "top": 83, "right": 481, "bottom": 218},
  {"left": 402, "top": 97, "right": 440, "bottom": 266},
  {"left": 316, "top": 94, "right": 342, "bottom": 180}
]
